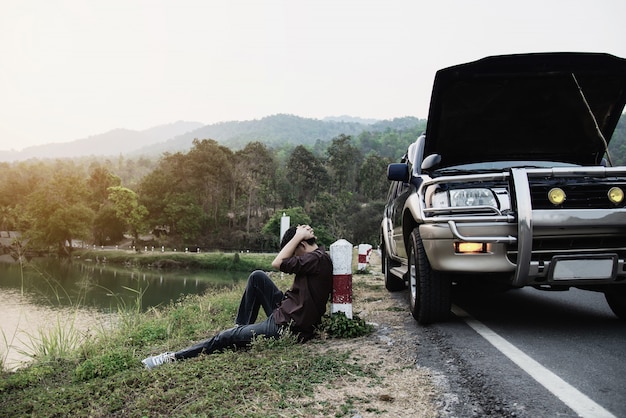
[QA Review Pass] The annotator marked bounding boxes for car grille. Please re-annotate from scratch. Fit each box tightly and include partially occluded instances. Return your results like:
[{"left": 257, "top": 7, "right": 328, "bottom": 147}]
[{"left": 529, "top": 179, "right": 626, "bottom": 209}]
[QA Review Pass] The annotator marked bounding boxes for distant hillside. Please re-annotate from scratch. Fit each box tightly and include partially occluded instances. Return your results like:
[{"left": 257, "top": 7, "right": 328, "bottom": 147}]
[
  {"left": 0, "top": 121, "right": 204, "bottom": 162},
  {"left": 0, "top": 115, "right": 423, "bottom": 162},
  {"left": 134, "top": 114, "right": 422, "bottom": 155}
]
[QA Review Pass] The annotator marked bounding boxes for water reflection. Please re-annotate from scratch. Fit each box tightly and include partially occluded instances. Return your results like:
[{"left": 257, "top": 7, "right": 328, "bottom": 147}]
[{"left": 0, "top": 259, "right": 247, "bottom": 312}]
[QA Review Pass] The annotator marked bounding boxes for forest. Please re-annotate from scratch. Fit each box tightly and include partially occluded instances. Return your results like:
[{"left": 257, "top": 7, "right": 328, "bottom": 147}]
[{"left": 1, "top": 114, "right": 625, "bottom": 256}]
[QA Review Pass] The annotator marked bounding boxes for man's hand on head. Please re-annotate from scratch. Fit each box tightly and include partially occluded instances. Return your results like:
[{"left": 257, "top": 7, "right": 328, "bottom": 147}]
[
  {"left": 296, "top": 224, "right": 316, "bottom": 241},
  {"left": 272, "top": 224, "right": 317, "bottom": 270}
]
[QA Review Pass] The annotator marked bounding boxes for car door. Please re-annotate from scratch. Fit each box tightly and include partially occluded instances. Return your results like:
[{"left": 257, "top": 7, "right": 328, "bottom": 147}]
[{"left": 384, "top": 178, "right": 411, "bottom": 261}]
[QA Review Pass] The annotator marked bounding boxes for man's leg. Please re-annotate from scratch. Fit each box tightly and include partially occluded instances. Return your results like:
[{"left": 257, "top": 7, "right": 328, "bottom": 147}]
[
  {"left": 174, "top": 314, "right": 283, "bottom": 360},
  {"left": 235, "top": 270, "right": 283, "bottom": 325}
]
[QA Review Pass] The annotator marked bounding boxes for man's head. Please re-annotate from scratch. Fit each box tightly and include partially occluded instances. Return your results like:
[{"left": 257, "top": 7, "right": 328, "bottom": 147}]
[{"left": 280, "top": 225, "right": 317, "bottom": 254}]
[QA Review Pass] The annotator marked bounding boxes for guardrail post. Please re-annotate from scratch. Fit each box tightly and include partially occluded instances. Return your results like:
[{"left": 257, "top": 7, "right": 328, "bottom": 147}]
[{"left": 329, "top": 239, "right": 353, "bottom": 319}]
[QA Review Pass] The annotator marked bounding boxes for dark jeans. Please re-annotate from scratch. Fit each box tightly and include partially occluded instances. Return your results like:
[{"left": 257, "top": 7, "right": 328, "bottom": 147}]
[{"left": 174, "top": 270, "right": 285, "bottom": 360}]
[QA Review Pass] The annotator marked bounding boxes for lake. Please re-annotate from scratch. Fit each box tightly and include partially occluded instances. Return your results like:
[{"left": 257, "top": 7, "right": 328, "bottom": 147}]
[{"left": 0, "top": 259, "right": 248, "bottom": 370}]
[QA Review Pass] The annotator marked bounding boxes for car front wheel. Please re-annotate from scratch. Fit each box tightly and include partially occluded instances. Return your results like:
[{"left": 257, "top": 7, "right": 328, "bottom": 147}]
[
  {"left": 408, "top": 227, "right": 451, "bottom": 324},
  {"left": 605, "top": 286, "right": 626, "bottom": 320}
]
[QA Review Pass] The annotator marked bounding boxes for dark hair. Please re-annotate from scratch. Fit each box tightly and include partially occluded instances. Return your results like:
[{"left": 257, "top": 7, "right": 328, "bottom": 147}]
[{"left": 280, "top": 226, "right": 316, "bottom": 249}]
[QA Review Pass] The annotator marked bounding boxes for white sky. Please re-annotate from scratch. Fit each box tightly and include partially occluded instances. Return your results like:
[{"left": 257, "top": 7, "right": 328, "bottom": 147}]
[{"left": 1, "top": 0, "right": 626, "bottom": 151}]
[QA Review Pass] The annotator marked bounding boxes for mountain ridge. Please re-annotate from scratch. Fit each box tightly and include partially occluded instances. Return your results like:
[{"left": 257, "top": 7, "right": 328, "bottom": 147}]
[{"left": 0, "top": 114, "right": 421, "bottom": 162}]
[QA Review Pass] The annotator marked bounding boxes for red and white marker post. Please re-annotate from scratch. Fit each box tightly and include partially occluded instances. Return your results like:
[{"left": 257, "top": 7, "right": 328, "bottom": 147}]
[
  {"left": 357, "top": 243, "right": 372, "bottom": 271},
  {"left": 329, "top": 239, "right": 353, "bottom": 319}
]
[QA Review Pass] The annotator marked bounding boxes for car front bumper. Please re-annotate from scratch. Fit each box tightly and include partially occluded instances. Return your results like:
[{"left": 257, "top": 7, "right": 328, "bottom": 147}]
[{"left": 418, "top": 167, "right": 626, "bottom": 287}]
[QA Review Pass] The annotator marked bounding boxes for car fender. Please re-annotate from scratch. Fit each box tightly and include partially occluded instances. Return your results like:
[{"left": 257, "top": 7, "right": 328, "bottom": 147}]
[
  {"left": 400, "top": 192, "right": 424, "bottom": 252},
  {"left": 380, "top": 216, "right": 397, "bottom": 260}
]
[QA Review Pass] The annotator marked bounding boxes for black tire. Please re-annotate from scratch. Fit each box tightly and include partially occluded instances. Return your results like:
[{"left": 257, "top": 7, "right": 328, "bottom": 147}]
[
  {"left": 382, "top": 243, "right": 406, "bottom": 291},
  {"left": 605, "top": 286, "right": 626, "bottom": 320},
  {"left": 408, "top": 227, "right": 451, "bottom": 324}
]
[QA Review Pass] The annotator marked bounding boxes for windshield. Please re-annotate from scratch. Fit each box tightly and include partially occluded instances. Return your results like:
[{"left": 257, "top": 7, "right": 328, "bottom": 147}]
[{"left": 433, "top": 161, "right": 579, "bottom": 176}]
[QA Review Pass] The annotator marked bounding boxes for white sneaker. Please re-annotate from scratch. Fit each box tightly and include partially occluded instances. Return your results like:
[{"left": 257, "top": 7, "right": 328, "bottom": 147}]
[{"left": 142, "top": 352, "right": 175, "bottom": 369}]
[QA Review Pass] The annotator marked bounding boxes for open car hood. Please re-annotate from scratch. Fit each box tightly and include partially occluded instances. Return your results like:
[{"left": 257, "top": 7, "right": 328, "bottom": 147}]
[{"left": 423, "top": 52, "right": 626, "bottom": 167}]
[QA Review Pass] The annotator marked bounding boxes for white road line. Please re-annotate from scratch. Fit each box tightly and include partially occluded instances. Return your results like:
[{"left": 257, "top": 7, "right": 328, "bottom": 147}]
[{"left": 451, "top": 305, "right": 616, "bottom": 418}]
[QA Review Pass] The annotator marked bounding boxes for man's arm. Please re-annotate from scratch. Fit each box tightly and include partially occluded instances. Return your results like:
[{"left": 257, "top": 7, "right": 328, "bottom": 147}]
[{"left": 271, "top": 225, "right": 315, "bottom": 270}]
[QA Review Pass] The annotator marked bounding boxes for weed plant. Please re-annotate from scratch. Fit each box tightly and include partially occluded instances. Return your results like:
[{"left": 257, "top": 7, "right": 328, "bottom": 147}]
[
  {"left": 319, "top": 312, "right": 375, "bottom": 339},
  {"left": 0, "top": 272, "right": 377, "bottom": 417}
]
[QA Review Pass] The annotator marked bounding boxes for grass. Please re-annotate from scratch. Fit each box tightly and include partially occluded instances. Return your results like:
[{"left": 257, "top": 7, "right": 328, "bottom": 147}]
[
  {"left": 0, "top": 271, "right": 378, "bottom": 417},
  {"left": 75, "top": 249, "right": 276, "bottom": 272}
]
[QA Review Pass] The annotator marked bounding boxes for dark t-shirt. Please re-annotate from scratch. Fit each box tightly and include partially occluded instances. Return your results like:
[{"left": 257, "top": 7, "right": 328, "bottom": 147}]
[{"left": 273, "top": 247, "right": 333, "bottom": 338}]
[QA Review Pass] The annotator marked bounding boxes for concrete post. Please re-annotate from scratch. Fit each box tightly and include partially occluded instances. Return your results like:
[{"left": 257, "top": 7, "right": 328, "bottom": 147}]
[
  {"left": 280, "top": 213, "right": 290, "bottom": 242},
  {"left": 329, "top": 239, "right": 353, "bottom": 319},
  {"left": 357, "top": 243, "right": 373, "bottom": 271}
]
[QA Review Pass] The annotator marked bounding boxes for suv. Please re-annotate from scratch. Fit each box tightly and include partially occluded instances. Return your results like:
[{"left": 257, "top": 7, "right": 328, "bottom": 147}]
[{"left": 381, "top": 52, "right": 626, "bottom": 324}]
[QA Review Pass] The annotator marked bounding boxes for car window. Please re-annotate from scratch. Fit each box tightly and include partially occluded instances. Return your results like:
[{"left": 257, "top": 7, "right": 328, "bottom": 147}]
[
  {"left": 433, "top": 160, "right": 579, "bottom": 175},
  {"left": 386, "top": 180, "right": 408, "bottom": 202}
]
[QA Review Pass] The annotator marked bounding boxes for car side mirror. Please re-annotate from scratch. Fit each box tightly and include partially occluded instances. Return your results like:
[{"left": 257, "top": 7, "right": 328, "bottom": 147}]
[
  {"left": 387, "top": 163, "right": 410, "bottom": 182},
  {"left": 421, "top": 154, "right": 441, "bottom": 171}
]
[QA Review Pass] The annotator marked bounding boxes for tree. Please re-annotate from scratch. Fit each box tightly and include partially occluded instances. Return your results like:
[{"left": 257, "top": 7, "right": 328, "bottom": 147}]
[
  {"left": 24, "top": 170, "right": 95, "bottom": 256},
  {"left": 92, "top": 204, "right": 126, "bottom": 245},
  {"left": 88, "top": 165, "right": 121, "bottom": 210},
  {"left": 0, "top": 205, "right": 17, "bottom": 231},
  {"left": 308, "top": 191, "right": 354, "bottom": 242},
  {"left": 138, "top": 164, "right": 177, "bottom": 231},
  {"left": 358, "top": 153, "right": 392, "bottom": 201},
  {"left": 107, "top": 186, "right": 149, "bottom": 242},
  {"left": 326, "top": 134, "right": 362, "bottom": 194},
  {"left": 284, "top": 145, "right": 329, "bottom": 205},
  {"left": 346, "top": 201, "right": 385, "bottom": 245},
  {"left": 184, "top": 139, "right": 235, "bottom": 227},
  {"left": 233, "top": 142, "right": 277, "bottom": 234},
  {"left": 163, "top": 193, "right": 205, "bottom": 241}
]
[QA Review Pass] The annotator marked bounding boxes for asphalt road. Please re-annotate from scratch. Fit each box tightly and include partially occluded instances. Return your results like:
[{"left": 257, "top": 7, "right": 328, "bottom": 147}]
[{"left": 411, "top": 286, "right": 626, "bottom": 417}]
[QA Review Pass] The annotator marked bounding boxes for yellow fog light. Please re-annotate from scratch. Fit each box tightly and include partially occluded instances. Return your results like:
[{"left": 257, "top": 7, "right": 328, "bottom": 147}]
[
  {"left": 548, "top": 188, "right": 566, "bottom": 205},
  {"left": 455, "top": 242, "right": 486, "bottom": 254},
  {"left": 608, "top": 187, "right": 624, "bottom": 204}
]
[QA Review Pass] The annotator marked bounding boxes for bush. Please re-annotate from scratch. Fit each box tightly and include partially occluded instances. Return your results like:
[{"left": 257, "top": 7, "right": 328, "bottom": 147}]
[{"left": 318, "top": 312, "right": 374, "bottom": 339}]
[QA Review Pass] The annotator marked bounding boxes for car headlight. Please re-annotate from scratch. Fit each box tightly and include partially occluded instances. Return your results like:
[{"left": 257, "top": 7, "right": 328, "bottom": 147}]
[{"left": 432, "top": 188, "right": 499, "bottom": 208}]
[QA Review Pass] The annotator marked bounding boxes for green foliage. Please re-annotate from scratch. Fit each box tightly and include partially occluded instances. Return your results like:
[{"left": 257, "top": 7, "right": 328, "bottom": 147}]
[
  {"left": 346, "top": 201, "right": 386, "bottom": 245},
  {"left": 327, "top": 134, "right": 361, "bottom": 193},
  {"left": 107, "top": 186, "right": 149, "bottom": 239},
  {"left": 87, "top": 165, "right": 121, "bottom": 210},
  {"left": 358, "top": 153, "right": 394, "bottom": 200},
  {"left": 162, "top": 193, "right": 205, "bottom": 240},
  {"left": 319, "top": 312, "right": 374, "bottom": 339},
  {"left": 124, "top": 320, "right": 170, "bottom": 346},
  {"left": 74, "top": 350, "right": 136, "bottom": 381},
  {"left": 18, "top": 317, "right": 85, "bottom": 361},
  {"left": 92, "top": 203, "right": 126, "bottom": 245},
  {"left": 0, "top": 360, "right": 58, "bottom": 391},
  {"left": 23, "top": 169, "right": 95, "bottom": 254}
]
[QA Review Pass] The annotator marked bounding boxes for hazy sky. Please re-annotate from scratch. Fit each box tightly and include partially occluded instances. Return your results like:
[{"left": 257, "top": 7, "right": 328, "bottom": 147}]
[{"left": 1, "top": 0, "right": 626, "bottom": 151}]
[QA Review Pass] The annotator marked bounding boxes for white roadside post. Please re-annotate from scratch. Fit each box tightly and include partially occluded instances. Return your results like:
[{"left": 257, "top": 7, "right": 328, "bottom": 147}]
[
  {"left": 329, "top": 239, "right": 353, "bottom": 319},
  {"left": 280, "top": 213, "right": 290, "bottom": 241},
  {"left": 357, "top": 243, "right": 373, "bottom": 272}
]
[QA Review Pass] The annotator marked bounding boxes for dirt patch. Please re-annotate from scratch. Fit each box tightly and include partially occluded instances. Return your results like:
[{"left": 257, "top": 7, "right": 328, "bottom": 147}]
[{"left": 297, "top": 251, "right": 441, "bottom": 417}]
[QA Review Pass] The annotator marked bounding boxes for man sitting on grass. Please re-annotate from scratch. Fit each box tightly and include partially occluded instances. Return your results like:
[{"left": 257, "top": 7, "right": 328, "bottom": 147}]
[{"left": 142, "top": 224, "right": 333, "bottom": 369}]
